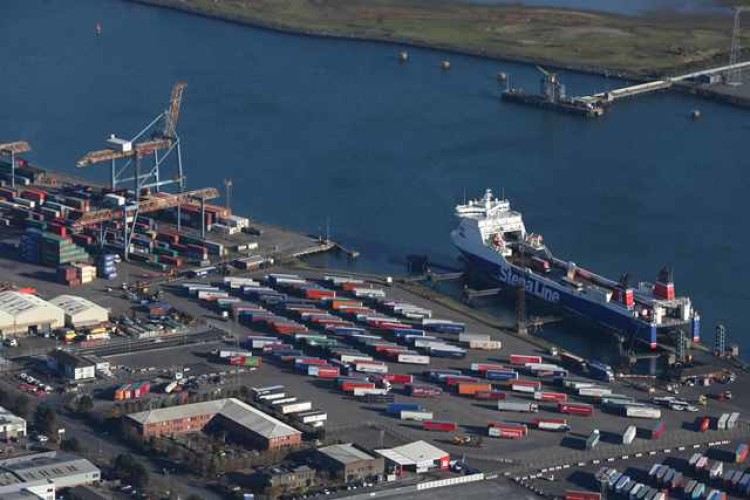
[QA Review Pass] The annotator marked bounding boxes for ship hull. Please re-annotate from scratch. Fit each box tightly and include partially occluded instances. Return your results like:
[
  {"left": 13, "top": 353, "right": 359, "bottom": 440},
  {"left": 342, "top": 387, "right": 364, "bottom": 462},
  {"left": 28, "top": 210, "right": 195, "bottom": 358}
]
[{"left": 453, "top": 229, "right": 699, "bottom": 348}]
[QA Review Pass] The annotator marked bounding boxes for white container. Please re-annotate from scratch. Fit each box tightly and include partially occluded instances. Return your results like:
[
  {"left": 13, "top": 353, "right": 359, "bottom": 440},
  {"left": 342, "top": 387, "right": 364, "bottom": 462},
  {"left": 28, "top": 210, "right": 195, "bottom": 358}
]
[
  {"left": 497, "top": 401, "right": 538, "bottom": 412},
  {"left": 511, "top": 384, "right": 536, "bottom": 394},
  {"left": 353, "top": 387, "right": 389, "bottom": 396},
  {"left": 400, "top": 410, "right": 433, "bottom": 421},
  {"left": 340, "top": 354, "right": 373, "bottom": 363},
  {"left": 622, "top": 425, "right": 637, "bottom": 445},
  {"left": 354, "top": 362, "right": 388, "bottom": 374},
  {"left": 578, "top": 387, "right": 613, "bottom": 398},
  {"left": 469, "top": 340, "right": 503, "bottom": 350},
  {"left": 281, "top": 401, "right": 313, "bottom": 414},
  {"left": 624, "top": 406, "right": 661, "bottom": 419},
  {"left": 271, "top": 397, "right": 298, "bottom": 406},
  {"left": 298, "top": 411, "right": 327, "bottom": 424},
  {"left": 397, "top": 354, "right": 430, "bottom": 365}
]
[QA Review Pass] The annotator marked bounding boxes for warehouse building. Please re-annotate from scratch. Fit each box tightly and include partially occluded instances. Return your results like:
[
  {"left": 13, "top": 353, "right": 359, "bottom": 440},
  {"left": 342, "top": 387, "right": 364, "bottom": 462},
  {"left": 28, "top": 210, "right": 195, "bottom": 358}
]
[
  {"left": 0, "top": 405, "right": 26, "bottom": 441},
  {"left": 375, "top": 441, "right": 450, "bottom": 474},
  {"left": 125, "top": 398, "right": 302, "bottom": 450},
  {"left": 49, "top": 295, "right": 109, "bottom": 328},
  {"left": 0, "top": 451, "right": 100, "bottom": 498},
  {"left": 0, "top": 292, "right": 64, "bottom": 336},
  {"left": 316, "top": 443, "right": 384, "bottom": 482}
]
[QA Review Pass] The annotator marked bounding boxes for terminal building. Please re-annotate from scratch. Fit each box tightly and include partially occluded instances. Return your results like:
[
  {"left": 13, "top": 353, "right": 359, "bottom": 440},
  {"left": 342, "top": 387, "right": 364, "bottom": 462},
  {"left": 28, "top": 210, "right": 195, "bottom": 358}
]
[
  {"left": 375, "top": 441, "right": 450, "bottom": 474},
  {"left": 0, "top": 451, "right": 100, "bottom": 499},
  {"left": 0, "top": 292, "right": 64, "bottom": 336},
  {"left": 124, "top": 398, "right": 302, "bottom": 451},
  {"left": 315, "top": 443, "right": 384, "bottom": 483},
  {"left": 0, "top": 405, "right": 26, "bottom": 441},
  {"left": 49, "top": 295, "right": 109, "bottom": 328}
]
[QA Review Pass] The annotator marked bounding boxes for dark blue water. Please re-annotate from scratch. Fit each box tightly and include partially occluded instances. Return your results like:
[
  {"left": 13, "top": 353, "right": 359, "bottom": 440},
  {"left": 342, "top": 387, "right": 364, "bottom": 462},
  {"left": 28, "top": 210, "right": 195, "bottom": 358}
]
[
  {"left": 2, "top": 0, "right": 748, "bottom": 355},
  {"left": 464, "top": 0, "right": 728, "bottom": 16}
]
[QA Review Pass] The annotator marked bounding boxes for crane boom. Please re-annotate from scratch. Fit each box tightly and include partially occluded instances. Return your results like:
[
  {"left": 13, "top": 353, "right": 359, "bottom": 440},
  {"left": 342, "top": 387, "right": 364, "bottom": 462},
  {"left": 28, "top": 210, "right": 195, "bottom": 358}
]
[
  {"left": 536, "top": 65, "right": 551, "bottom": 77},
  {"left": 164, "top": 81, "right": 187, "bottom": 139},
  {"left": 0, "top": 141, "right": 31, "bottom": 155},
  {"left": 71, "top": 187, "right": 220, "bottom": 227},
  {"left": 77, "top": 138, "right": 172, "bottom": 168}
]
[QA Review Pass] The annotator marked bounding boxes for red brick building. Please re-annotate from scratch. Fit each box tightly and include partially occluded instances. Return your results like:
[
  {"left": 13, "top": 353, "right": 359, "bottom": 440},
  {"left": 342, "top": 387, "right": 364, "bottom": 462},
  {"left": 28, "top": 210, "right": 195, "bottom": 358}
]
[{"left": 125, "top": 398, "right": 302, "bottom": 450}]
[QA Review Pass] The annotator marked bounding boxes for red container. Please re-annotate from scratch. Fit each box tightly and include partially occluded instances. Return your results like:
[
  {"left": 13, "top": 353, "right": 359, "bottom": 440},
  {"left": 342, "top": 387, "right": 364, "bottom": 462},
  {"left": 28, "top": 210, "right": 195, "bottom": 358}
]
[
  {"left": 699, "top": 417, "right": 710, "bottom": 433},
  {"left": 295, "top": 358, "right": 328, "bottom": 366},
  {"left": 384, "top": 374, "right": 413, "bottom": 384},
  {"left": 406, "top": 384, "right": 442, "bottom": 397},
  {"left": 535, "top": 391, "right": 568, "bottom": 403},
  {"left": 317, "top": 367, "right": 340, "bottom": 378},
  {"left": 651, "top": 421, "right": 666, "bottom": 440},
  {"left": 565, "top": 492, "right": 602, "bottom": 500},
  {"left": 510, "top": 354, "right": 543, "bottom": 365},
  {"left": 423, "top": 420, "right": 458, "bottom": 432},
  {"left": 472, "top": 363, "right": 507, "bottom": 373},
  {"left": 558, "top": 403, "right": 594, "bottom": 417},
  {"left": 475, "top": 390, "right": 506, "bottom": 400},
  {"left": 306, "top": 289, "right": 336, "bottom": 300},
  {"left": 444, "top": 376, "right": 481, "bottom": 387}
]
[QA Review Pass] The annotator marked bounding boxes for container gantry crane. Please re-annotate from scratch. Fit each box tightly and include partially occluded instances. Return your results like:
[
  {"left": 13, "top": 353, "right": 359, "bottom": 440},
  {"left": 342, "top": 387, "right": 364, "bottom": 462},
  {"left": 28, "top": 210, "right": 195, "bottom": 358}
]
[
  {"left": 76, "top": 82, "right": 188, "bottom": 195},
  {"left": 0, "top": 141, "right": 31, "bottom": 189}
]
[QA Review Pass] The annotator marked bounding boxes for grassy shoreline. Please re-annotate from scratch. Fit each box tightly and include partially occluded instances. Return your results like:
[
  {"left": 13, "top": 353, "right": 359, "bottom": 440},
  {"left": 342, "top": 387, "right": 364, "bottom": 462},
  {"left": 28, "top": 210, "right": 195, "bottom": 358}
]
[{"left": 128, "top": 0, "right": 737, "bottom": 78}]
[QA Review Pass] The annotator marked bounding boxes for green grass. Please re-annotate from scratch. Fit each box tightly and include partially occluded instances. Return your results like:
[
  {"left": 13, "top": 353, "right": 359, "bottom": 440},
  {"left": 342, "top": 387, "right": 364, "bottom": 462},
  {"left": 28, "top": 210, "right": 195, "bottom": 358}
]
[{"left": 138, "top": 0, "right": 742, "bottom": 75}]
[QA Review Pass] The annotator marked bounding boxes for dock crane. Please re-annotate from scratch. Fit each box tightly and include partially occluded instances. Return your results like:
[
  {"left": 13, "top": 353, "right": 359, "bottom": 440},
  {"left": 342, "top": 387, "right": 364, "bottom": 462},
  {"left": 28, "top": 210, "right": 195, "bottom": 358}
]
[
  {"left": 0, "top": 141, "right": 31, "bottom": 189},
  {"left": 76, "top": 81, "right": 188, "bottom": 195},
  {"left": 536, "top": 66, "right": 566, "bottom": 102}
]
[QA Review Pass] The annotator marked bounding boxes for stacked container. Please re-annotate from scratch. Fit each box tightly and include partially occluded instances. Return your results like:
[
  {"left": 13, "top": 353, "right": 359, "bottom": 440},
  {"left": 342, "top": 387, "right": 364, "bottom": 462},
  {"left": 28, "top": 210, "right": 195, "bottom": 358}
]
[
  {"left": 57, "top": 265, "right": 80, "bottom": 287},
  {"left": 19, "top": 229, "right": 42, "bottom": 263},
  {"left": 97, "top": 253, "right": 118, "bottom": 280}
]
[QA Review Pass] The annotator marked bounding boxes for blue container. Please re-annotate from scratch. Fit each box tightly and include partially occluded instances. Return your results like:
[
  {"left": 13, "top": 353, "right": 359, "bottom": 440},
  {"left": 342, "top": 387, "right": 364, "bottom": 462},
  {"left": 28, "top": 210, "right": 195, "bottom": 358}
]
[
  {"left": 386, "top": 403, "right": 425, "bottom": 415},
  {"left": 485, "top": 370, "right": 519, "bottom": 381}
]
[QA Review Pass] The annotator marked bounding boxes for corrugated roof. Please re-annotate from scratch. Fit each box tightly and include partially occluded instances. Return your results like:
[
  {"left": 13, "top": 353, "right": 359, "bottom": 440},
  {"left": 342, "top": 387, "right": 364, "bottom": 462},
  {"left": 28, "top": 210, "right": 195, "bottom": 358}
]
[
  {"left": 375, "top": 441, "right": 448, "bottom": 466},
  {"left": 127, "top": 398, "right": 301, "bottom": 440},
  {"left": 0, "top": 292, "right": 63, "bottom": 321},
  {"left": 49, "top": 295, "right": 108, "bottom": 317},
  {"left": 318, "top": 443, "right": 376, "bottom": 464},
  {"left": 0, "top": 451, "right": 98, "bottom": 484}
]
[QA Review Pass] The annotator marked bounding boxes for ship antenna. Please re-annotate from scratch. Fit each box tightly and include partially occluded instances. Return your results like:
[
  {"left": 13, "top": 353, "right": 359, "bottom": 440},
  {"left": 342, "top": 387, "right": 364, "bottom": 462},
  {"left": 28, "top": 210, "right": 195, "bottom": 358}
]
[
  {"left": 502, "top": 187, "right": 505, "bottom": 200},
  {"left": 463, "top": 188, "right": 466, "bottom": 204}
]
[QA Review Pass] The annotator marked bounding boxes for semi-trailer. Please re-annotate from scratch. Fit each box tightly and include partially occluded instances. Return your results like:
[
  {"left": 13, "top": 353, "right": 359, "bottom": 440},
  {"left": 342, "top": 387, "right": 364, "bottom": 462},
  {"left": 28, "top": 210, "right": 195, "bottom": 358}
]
[
  {"left": 558, "top": 403, "right": 594, "bottom": 417},
  {"left": 497, "top": 400, "right": 538, "bottom": 413},
  {"left": 422, "top": 420, "right": 458, "bottom": 432},
  {"left": 532, "top": 418, "right": 570, "bottom": 432}
]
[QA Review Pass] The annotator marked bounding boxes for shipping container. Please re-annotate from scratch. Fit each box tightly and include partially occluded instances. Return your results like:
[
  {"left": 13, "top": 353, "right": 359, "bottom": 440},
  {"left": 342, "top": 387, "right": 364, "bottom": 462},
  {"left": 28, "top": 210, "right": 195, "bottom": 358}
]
[
  {"left": 586, "top": 429, "right": 600, "bottom": 450},
  {"left": 387, "top": 403, "right": 425, "bottom": 415},
  {"left": 497, "top": 400, "right": 538, "bottom": 413},
  {"left": 534, "top": 391, "right": 568, "bottom": 403},
  {"left": 400, "top": 410, "right": 434, "bottom": 421},
  {"left": 422, "top": 420, "right": 458, "bottom": 432},
  {"left": 397, "top": 353, "right": 430, "bottom": 365},
  {"left": 565, "top": 491, "right": 601, "bottom": 500},
  {"left": 558, "top": 403, "right": 594, "bottom": 417},
  {"left": 736, "top": 443, "right": 749, "bottom": 464},
  {"left": 475, "top": 390, "right": 506, "bottom": 401},
  {"left": 533, "top": 418, "right": 569, "bottom": 432},
  {"left": 622, "top": 425, "right": 637, "bottom": 445},
  {"left": 623, "top": 406, "right": 661, "bottom": 419},
  {"left": 406, "top": 384, "right": 442, "bottom": 398},
  {"left": 457, "top": 382, "right": 492, "bottom": 396},
  {"left": 510, "top": 354, "right": 543, "bottom": 365},
  {"left": 384, "top": 374, "right": 413, "bottom": 384},
  {"left": 651, "top": 421, "right": 666, "bottom": 440},
  {"left": 280, "top": 401, "right": 312, "bottom": 414}
]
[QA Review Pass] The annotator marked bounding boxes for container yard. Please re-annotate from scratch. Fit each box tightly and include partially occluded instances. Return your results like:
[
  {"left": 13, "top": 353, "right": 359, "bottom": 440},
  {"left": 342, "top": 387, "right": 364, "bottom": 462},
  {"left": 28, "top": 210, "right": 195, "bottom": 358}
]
[{"left": 0, "top": 137, "right": 748, "bottom": 499}]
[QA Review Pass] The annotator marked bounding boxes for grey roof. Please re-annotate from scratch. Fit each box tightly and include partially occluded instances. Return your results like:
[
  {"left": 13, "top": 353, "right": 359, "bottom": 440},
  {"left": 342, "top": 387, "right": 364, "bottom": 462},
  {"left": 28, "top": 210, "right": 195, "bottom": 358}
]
[
  {"left": 0, "top": 452, "right": 98, "bottom": 485},
  {"left": 127, "top": 398, "right": 301, "bottom": 440},
  {"left": 318, "top": 443, "right": 376, "bottom": 464},
  {"left": 0, "top": 405, "right": 25, "bottom": 429},
  {"left": 0, "top": 451, "right": 99, "bottom": 483},
  {"left": 0, "top": 292, "right": 63, "bottom": 320},
  {"left": 49, "top": 295, "right": 109, "bottom": 319}
]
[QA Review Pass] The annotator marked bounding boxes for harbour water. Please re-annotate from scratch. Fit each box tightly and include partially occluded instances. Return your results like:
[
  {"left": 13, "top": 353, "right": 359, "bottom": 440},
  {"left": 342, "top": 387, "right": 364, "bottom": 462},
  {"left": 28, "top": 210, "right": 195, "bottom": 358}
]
[{"left": 1, "top": 0, "right": 748, "bottom": 357}]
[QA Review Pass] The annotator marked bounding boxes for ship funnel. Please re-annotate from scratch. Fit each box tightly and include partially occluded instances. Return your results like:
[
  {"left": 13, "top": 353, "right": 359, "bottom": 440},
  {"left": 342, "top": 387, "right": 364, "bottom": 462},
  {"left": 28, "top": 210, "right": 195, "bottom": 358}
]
[{"left": 654, "top": 266, "right": 675, "bottom": 300}]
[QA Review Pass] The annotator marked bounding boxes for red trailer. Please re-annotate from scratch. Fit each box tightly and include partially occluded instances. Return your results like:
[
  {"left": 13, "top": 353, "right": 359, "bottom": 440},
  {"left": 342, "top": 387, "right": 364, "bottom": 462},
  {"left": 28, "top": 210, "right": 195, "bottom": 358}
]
[
  {"left": 423, "top": 420, "right": 458, "bottom": 432},
  {"left": 510, "top": 354, "right": 543, "bottom": 366},
  {"left": 534, "top": 391, "right": 568, "bottom": 403},
  {"left": 406, "top": 384, "right": 443, "bottom": 398},
  {"left": 471, "top": 362, "right": 507, "bottom": 373},
  {"left": 651, "top": 421, "right": 666, "bottom": 440},
  {"left": 699, "top": 416, "right": 711, "bottom": 433},
  {"left": 488, "top": 422, "right": 528, "bottom": 439},
  {"left": 384, "top": 374, "right": 414, "bottom": 384},
  {"left": 341, "top": 382, "right": 376, "bottom": 393},
  {"left": 558, "top": 403, "right": 594, "bottom": 417},
  {"left": 444, "top": 376, "right": 481, "bottom": 387}
]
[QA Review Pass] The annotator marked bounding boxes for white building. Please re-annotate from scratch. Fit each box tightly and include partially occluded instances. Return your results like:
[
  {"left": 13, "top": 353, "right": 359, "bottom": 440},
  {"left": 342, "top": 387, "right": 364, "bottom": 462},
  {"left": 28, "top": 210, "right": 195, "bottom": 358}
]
[
  {"left": 0, "top": 405, "right": 26, "bottom": 441},
  {"left": 47, "top": 350, "right": 96, "bottom": 381},
  {"left": 0, "top": 292, "right": 64, "bottom": 336},
  {"left": 49, "top": 295, "right": 109, "bottom": 328},
  {"left": 0, "top": 451, "right": 100, "bottom": 499},
  {"left": 375, "top": 440, "right": 450, "bottom": 474}
]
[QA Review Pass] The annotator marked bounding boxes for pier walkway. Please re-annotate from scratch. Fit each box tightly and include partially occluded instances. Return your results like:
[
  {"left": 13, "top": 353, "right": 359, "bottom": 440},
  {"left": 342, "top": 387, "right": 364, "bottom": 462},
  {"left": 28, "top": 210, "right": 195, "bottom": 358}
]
[{"left": 579, "top": 60, "right": 750, "bottom": 104}]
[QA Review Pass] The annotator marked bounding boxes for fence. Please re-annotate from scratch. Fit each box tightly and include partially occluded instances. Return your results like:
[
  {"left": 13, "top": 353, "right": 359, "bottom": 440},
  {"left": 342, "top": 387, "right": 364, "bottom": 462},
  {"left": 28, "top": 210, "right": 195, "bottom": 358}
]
[{"left": 416, "top": 473, "right": 485, "bottom": 491}]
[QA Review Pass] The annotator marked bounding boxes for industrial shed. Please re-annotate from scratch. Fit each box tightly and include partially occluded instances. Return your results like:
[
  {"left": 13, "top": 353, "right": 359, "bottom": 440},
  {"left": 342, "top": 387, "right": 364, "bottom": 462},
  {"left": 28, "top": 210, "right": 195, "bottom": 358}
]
[
  {"left": 0, "top": 292, "right": 64, "bottom": 336},
  {"left": 49, "top": 295, "right": 109, "bottom": 328}
]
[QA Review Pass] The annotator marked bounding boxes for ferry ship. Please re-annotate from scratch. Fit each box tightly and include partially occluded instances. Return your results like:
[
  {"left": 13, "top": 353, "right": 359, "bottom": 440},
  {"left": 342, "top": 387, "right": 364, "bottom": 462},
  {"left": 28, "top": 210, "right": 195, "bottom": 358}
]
[{"left": 450, "top": 189, "right": 700, "bottom": 348}]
